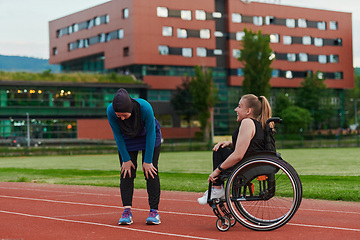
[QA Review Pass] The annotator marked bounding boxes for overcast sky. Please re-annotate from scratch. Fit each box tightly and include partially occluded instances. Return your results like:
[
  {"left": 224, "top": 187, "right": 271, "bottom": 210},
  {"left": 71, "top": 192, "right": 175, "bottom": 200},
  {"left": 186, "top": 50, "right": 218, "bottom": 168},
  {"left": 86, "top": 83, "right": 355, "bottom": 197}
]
[{"left": 0, "top": 0, "right": 359, "bottom": 66}]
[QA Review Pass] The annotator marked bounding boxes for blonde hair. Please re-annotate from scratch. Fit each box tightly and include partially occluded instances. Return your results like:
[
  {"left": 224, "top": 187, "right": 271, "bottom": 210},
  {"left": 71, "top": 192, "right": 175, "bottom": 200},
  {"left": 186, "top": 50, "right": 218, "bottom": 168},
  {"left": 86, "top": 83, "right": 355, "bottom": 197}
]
[{"left": 242, "top": 94, "right": 273, "bottom": 129}]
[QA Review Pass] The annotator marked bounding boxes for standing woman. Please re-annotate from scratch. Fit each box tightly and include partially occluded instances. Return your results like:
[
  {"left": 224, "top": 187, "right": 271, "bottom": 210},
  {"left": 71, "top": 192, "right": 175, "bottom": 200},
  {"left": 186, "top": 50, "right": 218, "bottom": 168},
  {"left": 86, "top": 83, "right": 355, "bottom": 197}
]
[{"left": 107, "top": 88, "right": 162, "bottom": 225}]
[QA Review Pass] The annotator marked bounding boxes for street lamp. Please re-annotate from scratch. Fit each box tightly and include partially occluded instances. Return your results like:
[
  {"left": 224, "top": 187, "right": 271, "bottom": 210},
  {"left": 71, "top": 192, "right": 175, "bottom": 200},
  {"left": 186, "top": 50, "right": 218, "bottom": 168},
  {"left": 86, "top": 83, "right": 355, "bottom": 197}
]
[{"left": 350, "top": 98, "right": 360, "bottom": 127}]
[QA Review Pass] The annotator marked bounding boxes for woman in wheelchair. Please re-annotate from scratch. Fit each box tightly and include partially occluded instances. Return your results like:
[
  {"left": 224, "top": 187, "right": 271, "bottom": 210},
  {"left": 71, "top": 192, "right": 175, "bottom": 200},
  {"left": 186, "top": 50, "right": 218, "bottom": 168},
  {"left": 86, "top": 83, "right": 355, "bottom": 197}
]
[{"left": 198, "top": 94, "right": 273, "bottom": 204}]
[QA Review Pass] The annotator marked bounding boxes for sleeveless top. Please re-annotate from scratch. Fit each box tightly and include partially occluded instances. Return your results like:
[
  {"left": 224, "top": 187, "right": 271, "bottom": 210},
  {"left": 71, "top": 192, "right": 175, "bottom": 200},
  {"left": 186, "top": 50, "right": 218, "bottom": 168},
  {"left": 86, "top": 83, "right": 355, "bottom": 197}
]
[{"left": 232, "top": 118, "right": 265, "bottom": 158}]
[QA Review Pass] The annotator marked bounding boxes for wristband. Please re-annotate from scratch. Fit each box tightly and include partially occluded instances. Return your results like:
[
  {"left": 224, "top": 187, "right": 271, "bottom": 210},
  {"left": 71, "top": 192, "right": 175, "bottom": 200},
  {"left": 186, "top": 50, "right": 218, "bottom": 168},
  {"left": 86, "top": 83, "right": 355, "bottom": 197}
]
[{"left": 217, "top": 164, "right": 225, "bottom": 172}]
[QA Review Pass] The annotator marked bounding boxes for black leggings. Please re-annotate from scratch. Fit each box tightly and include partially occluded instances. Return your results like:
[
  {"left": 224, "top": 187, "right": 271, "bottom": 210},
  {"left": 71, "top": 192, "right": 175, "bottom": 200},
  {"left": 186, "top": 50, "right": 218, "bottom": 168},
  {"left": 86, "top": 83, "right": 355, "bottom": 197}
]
[
  {"left": 212, "top": 147, "right": 233, "bottom": 186},
  {"left": 118, "top": 144, "right": 161, "bottom": 210}
]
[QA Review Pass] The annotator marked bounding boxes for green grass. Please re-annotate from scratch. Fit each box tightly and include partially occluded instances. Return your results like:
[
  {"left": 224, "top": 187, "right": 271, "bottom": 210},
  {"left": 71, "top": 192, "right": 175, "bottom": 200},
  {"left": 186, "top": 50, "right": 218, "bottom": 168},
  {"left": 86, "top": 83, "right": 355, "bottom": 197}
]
[{"left": 0, "top": 148, "right": 360, "bottom": 201}]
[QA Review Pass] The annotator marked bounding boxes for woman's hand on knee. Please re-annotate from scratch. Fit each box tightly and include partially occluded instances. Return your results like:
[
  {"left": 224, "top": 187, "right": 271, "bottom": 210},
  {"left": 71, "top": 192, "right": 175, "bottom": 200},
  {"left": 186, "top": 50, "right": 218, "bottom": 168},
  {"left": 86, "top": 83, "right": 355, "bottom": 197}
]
[
  {"left": 142, "top": 162, "right": 158, "bottom": 179},
  {"left": 213, "top": 141, "right": 231, "bottom": 152},
  {"left": 121, "top": 160, "right": 135, "bottom": 178}
]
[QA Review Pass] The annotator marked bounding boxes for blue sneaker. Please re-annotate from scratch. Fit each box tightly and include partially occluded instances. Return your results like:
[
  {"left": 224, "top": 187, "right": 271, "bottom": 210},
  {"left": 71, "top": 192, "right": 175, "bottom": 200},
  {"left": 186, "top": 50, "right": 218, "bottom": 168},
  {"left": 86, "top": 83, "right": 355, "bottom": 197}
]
[
  {"left": 118, "top": 208, "right": 133, "bottom": 225},
  {"left": 146, "top": 209, "right": 161, "bottom": 225}
]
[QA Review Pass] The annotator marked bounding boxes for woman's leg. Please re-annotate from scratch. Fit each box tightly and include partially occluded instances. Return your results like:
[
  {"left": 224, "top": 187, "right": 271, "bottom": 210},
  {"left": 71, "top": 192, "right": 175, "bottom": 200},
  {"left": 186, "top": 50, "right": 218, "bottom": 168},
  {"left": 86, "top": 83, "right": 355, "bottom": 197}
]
[
  {"left": 142, "top": 144, "right": 161, "bottom": 210},
  {"left": 212, "top": 147, "right": 233, "bottom": 186},
  {"left": 118, "top": 151, "right": 138, "bottom": 207}
]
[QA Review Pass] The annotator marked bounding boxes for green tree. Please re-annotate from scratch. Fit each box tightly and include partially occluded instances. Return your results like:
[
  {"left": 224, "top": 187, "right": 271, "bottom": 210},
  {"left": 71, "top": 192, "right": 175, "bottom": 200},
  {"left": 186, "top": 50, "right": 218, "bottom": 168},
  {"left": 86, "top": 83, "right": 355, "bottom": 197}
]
[
  {"left": 280, "top": 106, "right": 312, "bottom": 134},
  {"left": 170, "top": 77, "right": 197, "bottom": 138},
  {"left": 238, "top": 28, "right": 274, "bottom": 98},
  {"left": 274, "top": 93, "right": 293, "bottom": 117},
  {"left": 189, "top": 65, "right": 217, "bottom": 142},
  {"left": 296, "top": 71, "right": 334, "bottom": 129}
]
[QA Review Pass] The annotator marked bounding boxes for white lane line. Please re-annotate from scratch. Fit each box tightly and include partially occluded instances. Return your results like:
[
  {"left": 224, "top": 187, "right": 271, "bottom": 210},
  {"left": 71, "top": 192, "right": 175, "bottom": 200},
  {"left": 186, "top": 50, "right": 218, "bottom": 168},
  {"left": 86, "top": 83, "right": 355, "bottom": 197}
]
[
  {"left": 0, "top": 186, "right": 196, "bottom": 202},
  {"left": 0, "top": 210, "right": 217, "bottom": 240},
  {"left": 288, "top": 223, "right": 360, "bottom": 232},
  {"left": 1, "top": 195, "right": 360, "bottom": 233},
  {"left": 0, "top": 195, "right": 213, "bottom": 218}
]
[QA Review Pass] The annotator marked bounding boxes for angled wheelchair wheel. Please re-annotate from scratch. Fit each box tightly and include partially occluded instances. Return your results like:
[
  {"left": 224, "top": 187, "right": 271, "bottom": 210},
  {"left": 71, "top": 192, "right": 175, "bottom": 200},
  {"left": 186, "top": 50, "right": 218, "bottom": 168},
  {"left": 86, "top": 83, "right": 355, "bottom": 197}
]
[{"left": 225, "top": 154, "right": 302, "bottom": 231}]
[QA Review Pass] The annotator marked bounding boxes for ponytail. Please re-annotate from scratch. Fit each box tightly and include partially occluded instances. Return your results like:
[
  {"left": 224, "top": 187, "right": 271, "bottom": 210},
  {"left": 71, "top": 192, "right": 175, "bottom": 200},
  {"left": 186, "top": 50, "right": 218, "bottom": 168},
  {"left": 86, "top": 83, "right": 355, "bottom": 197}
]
[
  {"left": 258, "top": 96, "right": 273, "bottom": 129},
  {"left": 242, "top": 94, "right": 273, "bottom": 129}
]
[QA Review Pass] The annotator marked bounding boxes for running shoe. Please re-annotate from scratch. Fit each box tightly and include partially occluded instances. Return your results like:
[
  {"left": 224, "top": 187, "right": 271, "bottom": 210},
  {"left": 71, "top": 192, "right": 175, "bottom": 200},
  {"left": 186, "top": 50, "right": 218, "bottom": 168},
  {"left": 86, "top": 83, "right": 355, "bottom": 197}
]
[
  {"left": 146, "top": 209, "right": 161, "bottom": 225},
  {"left": 118, "top": 208, "right": 133, "bottom": 225},
  {"left": 197, "top": 185, "right": 225, "bottom": 205}
]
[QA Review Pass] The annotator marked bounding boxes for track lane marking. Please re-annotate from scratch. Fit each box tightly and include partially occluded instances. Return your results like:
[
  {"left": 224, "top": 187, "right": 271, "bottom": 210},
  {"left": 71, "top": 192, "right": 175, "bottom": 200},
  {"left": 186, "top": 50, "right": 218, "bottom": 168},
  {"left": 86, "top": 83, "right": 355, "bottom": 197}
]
[
  {"left": 0, "top": 210, "right": 217, "bottom": 240},
  {"left": 1, "top": 194, "right": 360, "bottom": 232}
]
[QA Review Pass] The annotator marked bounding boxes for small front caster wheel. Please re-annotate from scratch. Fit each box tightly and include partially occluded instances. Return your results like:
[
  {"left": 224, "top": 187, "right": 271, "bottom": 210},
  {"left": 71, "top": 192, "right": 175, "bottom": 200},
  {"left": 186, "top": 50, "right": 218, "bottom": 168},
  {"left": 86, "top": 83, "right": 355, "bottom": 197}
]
[{"left": 216, "top": 216, "right": 231, "bottom": 232}]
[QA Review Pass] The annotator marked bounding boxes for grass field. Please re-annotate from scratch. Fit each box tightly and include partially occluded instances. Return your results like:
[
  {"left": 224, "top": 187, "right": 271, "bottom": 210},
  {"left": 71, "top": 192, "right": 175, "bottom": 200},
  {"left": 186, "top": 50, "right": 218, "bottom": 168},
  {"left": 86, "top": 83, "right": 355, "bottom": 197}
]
[{"left": 0, "top": 148, "right": 359, "bottom": 201}]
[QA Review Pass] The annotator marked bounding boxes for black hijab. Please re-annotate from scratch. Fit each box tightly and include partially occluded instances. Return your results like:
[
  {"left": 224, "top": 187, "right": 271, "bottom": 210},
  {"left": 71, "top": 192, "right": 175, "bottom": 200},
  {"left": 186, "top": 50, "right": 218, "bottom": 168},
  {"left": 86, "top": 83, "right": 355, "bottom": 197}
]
[{"left": 112, "top": 88, "right": 142, "bottom": 138}]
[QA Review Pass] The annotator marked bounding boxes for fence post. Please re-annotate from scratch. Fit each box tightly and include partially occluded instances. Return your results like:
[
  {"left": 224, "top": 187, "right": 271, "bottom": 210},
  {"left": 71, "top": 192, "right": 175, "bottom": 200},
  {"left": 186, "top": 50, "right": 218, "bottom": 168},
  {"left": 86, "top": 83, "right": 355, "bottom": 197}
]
[{"left": 318, "top": 132, "right": 321, "bottom": 148}]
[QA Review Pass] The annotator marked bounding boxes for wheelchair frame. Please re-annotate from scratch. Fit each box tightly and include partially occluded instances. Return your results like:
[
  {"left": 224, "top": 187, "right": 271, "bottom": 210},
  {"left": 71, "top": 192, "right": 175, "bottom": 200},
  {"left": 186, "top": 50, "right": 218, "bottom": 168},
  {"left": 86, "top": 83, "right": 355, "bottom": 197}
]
[{"left": 207, "top": 117, "right": 303, "bottom": 231}]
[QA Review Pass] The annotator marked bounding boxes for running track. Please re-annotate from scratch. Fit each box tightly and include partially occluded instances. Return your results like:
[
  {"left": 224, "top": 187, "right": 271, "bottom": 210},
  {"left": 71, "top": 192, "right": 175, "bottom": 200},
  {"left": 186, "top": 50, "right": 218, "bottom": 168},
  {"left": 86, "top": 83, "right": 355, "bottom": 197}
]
[{"left": 0, "top": 182, "right": 359, "bottom": 240}]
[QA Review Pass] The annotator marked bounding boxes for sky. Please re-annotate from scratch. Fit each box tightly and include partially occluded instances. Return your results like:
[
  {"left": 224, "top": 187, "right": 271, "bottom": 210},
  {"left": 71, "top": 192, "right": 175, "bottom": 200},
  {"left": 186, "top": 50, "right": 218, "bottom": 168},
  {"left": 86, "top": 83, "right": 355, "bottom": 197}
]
[{"left": 0, "top": 0, "right": 359, "bottom": 67}]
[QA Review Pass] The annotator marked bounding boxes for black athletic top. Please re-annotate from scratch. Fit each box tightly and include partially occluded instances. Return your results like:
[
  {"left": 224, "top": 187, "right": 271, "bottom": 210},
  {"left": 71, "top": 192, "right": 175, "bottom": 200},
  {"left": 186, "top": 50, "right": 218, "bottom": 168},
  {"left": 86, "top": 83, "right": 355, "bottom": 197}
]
[{"left": 232, "top": 118, "right": 265, "bottom": 158}]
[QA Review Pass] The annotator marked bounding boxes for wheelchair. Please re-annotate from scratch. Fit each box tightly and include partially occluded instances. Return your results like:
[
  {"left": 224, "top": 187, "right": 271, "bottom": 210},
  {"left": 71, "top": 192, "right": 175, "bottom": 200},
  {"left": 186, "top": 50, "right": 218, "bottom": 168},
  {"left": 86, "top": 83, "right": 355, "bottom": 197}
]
[{"left": 207, "top": 117, "right": 303, "bottom": 231}]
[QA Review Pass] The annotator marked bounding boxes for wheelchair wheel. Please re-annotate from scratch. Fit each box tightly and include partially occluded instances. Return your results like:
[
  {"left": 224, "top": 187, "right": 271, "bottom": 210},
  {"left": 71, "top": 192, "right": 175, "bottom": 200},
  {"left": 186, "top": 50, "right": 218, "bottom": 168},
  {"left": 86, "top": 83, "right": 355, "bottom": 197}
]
[
  {"left": 216, "top": 216, "right": 231, "bottom": 232},
  {"left": 225, "top": 156, "right": 302, "bottom": 231}
]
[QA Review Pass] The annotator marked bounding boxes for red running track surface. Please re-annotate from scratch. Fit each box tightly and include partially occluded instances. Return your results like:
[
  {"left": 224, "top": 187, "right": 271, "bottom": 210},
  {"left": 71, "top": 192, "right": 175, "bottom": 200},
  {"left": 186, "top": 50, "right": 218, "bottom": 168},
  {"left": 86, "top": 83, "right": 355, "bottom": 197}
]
[{"left": 0, "top": 182, "right": 359, "bottom": 240}]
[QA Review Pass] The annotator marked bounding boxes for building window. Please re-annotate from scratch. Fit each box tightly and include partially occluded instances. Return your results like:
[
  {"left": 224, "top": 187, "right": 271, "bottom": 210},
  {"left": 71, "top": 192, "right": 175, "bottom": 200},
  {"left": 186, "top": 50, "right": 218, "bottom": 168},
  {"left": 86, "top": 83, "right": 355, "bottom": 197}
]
[
  {"left": 68, "top": 26, "right": 73, "bottom": 34},
  {"left": 87, "top": 19, "right": 94, "bottom": 29},
  {"left": 285, "top": 71, "right": 293, "bottom": 79},
  {"left": 283, "top": 36, "right": 292, "bottom": 45},
  {"left": 270, "top": 34, "right": 279, "bottom": 43},
  {"left": 123, "top": 8, "right": 129, "bottom": 19},
  {"left": 200, "top": 29, "right": 210, "bottom": 39},
  {"left": 237, "top": 68, "right": 243, "bottom": 76},
  {"left": 118, "top": 29, "right": 124, "bottom": 39},
  {"left": 314, "top": 37, "right": 323, "bottom": 47},
  {"left": 162, "top": 26, "right": 172, "bottom": 36},
  {"left": 299, "top": 53, "right": 308, "bottom": 62},
  {"left": 232, "top": 13, "right": 242, "bottom": 23},
  {"left": 286, "top": 19, "right": 295, "bottom": 28},
  {"left": 287, "top": 53, "right": 296, "bottom": 62},
  {"left": 298, "top": 18, "right": 307, "bottom": 28},
  {"left": 269, "top": 52, "right": 275, "bottom": 60},
  {"left": 329, "top": 21, "right": 338, "bottom": 30},
  {"left": 318, "top": 55, "right": 327, "bottom": 64},
  {"left": 158, "top": 45, "right": 169, "bottom": 55},
  {"left": 84, "top": 39, "right": 89, "bottom": 48},
  {"left": 99, "top": 33, "right": 106, "bottom": 43},
  {"left": 177, "top": 28, "right": 187, "bottom": 38},
  {"left": 233, "top": 49, "right": 240, "bottom": 58},
  {"left": 317, "top": 21, "right": 326, "bottom": 30},
  {"left": 73, "top": 23, "right": 79, "bottom": 32},
  {"left": 53, "top": 47, "right": 57, "bottom": 56},
  {"left": 214, "top": 49, "right": 223, "bottom": 55},
  {"left": 95, "top": 16, "right": 101, "bottom": 26},
  {"left": 236, "top": 31, "right": 245, "bottom": 41},
  {"left": 253, "top": 16, "right": 263, "bottom": 26},
  {"left": 181, "top": 10, "right": 191, "bottom": 20},
  {"left": 105, "top": 14, "right": 110, "bottom": 23},
  {"left": 195, "top": 10, "right": 206, "bottom": 20},
  {"left": 157, "top": 7, "right": 168, "bottom": 17},
  {"left": 182, "top": 48, "right": 192, "bottom": 57},
  {"left": 272, "top": 69, "right": 280, "bottom": 77},
  {"left": 197, "top": 47, "right": 207, "bottom": 57},
  {"left": 317, "top": 72, "right": 324, "bottom": 79},
  {"left": 156, "top": 114, "right": 172, "bottom": 127},
  {"left": 78, "top": 39, "right": 84, "bottom": 48},
  {"left": 214, "top": 31, "right": 223, "bottom": 37},
  {"left": 302, "top": 36, "right": 311, "bottom": 45},
  {"left": 330, "top": 54, "right": 339, "bottom": 63},
  {"left": 265, "top": 16, "right": 274, "bottom": 25},
  {"left": 212, "top": 12, "right": 222, "bottom": 18},
  {"left": 334, "top": 72, "right": 342, "bottom": 79},
  {"left": 123, "top": 47, "right": 129, "bottom": 57}
]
